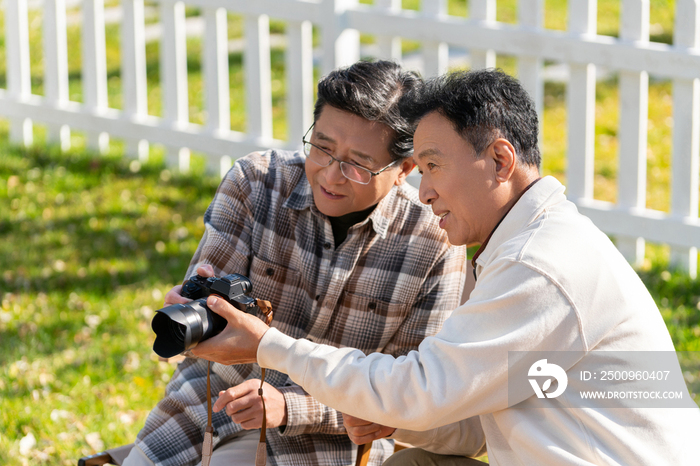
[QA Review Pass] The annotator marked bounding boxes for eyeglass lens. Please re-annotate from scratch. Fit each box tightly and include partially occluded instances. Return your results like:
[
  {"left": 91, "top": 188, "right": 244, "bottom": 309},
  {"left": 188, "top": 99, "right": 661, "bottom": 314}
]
[
  {"left": 304, "top": 143, "right": 371, "bottom": 184},
  {"left": 340, "top": 164, "right": 370, "bottom": 183}
]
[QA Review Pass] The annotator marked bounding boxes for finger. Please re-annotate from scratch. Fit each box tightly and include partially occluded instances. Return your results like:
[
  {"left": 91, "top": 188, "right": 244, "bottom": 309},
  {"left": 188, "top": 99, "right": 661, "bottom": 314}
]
[
  {"left": 348, "top": 432, "right": 377, "bottom": 445},
  {"left": 189, "top": 297, "right": 270, "bottom": 365},
  {"left": 225, "top": 392, "right": 257, "bottom": 417},
  {"left": 196, "top": 264, "right": 215, "bottom": 277},
  {"left": 213, "top": 379, "right": 259, "bottom": 413},
  {"left": 164, "top": 285, "right": 190, "bottom": 305},
  {"left": 347, "top": 423, "right": 381, "bottom": 438},
  {"left": 227, "top": 401, "right": 250, "bottom": 417},
  {"left": 207, "top": 295, "right": 238, "bottom": 321},
  {"left": 238, "top": 417, "right": 263, "bottom": 430},
  {"left": 348, "top": 426, "right": 396, "bottom": 445},
  {"left": 342, "top": 414, "right": 373, "bottom": 428},
  {"left": 230, "top": 403, "right": 260, "bottom": 425},
  {"left": 213, "top": 388, "right": 238, "bottom": 413}
]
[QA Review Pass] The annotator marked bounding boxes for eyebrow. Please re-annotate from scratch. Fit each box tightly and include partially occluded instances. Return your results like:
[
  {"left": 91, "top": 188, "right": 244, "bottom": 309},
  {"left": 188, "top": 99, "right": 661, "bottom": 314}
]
[
  {"left": 314, "top": 131, "right": 376, "bottom": 164},
  {"left": 415, "top": 148, "right": 440, "bottom": 161}
]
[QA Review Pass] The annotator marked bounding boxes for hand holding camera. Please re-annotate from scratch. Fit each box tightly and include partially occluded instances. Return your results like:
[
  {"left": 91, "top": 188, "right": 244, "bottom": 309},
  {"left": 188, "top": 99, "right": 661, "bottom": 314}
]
[
  {"left": 151, "top": 265, "right": 259, "bottom": 359},
  {"left": 163, "top": 264, "right": 215, "bottom": 307},
  {"left": 152, "top": 265, "right": 275, "bottom": 466}
]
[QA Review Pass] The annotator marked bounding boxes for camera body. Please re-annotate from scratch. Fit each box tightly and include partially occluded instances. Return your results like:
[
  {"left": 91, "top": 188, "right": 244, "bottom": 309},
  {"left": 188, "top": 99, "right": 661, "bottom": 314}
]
[
  {"left": 152, "top": 273, "right": 257, "bottom": 359},
  {"left": 180, "top": 273, "right": 256, "bottom": 306}
]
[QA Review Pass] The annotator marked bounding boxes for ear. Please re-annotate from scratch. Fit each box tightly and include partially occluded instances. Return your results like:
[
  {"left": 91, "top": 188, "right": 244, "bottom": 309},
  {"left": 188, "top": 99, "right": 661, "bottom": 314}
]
[
  {"left": 491, "top": 138, "right": 517, "bottom": 183},
  {"left": 394, "top": 158, "right": 416, "bottom": 186}
]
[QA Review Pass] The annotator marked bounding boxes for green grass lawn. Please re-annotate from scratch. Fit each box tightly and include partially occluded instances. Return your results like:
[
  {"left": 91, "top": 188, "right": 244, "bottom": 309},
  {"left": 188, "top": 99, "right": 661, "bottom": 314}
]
[
  {"left": 0, "top": 143, "right": 220, "bottom": 465},
  {"left": 1, "top": 0, "right": 699, "bottom": 464}
]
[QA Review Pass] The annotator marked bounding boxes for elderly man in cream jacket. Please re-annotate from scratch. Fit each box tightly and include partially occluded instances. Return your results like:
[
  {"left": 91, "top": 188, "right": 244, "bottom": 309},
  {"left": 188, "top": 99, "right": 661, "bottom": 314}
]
[{"left": 191, "top": 69, "right": 700, "bottom": 466}]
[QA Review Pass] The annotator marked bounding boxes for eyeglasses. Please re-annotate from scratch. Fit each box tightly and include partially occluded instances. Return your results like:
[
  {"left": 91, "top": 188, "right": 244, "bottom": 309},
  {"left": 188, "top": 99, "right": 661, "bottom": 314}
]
[{"left": 302, "top": 125, "right": 398, "bottom": 185}]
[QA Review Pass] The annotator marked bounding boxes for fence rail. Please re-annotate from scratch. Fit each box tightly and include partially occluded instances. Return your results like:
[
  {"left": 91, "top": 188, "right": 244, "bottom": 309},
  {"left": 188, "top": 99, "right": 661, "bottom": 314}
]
[{"left": 1, "top": 0, "right": 699, "bottom": 276}]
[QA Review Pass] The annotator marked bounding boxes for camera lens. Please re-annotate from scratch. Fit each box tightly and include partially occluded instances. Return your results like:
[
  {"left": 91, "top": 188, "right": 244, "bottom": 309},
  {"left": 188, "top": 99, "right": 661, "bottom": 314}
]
[
  {"left": 165, "top": 317, "right": 187, "bottom": 347},
  {"left": 152, "top": 299, "right": 226, "bottom": 358}
]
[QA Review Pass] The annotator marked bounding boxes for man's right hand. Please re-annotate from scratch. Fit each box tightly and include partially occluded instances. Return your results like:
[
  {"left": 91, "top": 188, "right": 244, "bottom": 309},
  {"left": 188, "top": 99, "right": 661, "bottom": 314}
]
[
  {"left": 189, "top": 294, "right": 270, "bottom": 365},
  {"left": 164, "top": 264, "right": 216, "bottom": 305},
  {"left": 342, "top": 414, "right": 396, "bottom": 445}
]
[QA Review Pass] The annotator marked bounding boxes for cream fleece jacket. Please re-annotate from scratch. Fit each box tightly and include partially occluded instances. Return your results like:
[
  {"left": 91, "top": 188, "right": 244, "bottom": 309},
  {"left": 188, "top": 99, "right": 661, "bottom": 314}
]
[{"left": 258, "top": 176, "right": 700, "bottom": 465}]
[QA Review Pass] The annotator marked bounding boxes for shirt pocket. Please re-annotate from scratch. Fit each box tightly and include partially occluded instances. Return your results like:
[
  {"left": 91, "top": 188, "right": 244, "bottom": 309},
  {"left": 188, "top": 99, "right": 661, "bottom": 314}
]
[
  {"left": 322, "top": 291, "right": 411, "bottom": 353},
  {"left": 248, "top": 254, "right": 310, "bottom": 339}
]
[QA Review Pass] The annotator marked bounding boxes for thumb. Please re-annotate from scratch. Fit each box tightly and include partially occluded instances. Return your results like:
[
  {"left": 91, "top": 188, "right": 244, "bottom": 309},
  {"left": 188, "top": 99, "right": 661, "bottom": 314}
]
[
  {"left": 207, "top": 295, "right": 238, "bottom": 322},
  {"left": 197, "top": 264, "right": 215, "bottom": 277}
]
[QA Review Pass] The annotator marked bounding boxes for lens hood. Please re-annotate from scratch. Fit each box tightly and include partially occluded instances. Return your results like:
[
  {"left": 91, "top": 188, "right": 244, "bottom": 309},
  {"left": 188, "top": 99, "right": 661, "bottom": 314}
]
[{"left": 152, "top": 301, "right": 208, "bottom": 358}]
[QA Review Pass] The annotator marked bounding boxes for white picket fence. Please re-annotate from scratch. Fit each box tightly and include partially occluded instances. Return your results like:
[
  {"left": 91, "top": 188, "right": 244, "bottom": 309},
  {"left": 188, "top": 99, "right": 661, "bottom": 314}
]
[{"left": 1, "top": 0, "right": 699, "bottom": 276}]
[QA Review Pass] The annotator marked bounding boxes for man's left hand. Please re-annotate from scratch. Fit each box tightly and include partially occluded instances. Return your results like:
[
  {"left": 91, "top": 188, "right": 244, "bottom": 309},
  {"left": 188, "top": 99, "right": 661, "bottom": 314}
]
[
  {"left": 213, "top": 379, "right": 288, "bottom": 429},
  {"left": 342, "top": 414, "right": 396, "bottom": 445}
]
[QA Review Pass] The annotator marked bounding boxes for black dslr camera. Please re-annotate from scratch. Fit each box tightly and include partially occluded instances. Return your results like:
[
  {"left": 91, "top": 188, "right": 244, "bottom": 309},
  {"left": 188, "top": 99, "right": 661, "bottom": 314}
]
[{"left": 151, "top": 273, "right": 257, "bottom": 358}]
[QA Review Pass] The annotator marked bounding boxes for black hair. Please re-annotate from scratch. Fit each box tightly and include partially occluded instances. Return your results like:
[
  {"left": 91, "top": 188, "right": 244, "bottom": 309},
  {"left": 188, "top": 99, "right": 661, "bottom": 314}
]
[
  {"left": 313, "top": 60, "right": 422, "bottom": 161},
  {"left": 401, "top": 68, "right": 541, "bottom": 168}
]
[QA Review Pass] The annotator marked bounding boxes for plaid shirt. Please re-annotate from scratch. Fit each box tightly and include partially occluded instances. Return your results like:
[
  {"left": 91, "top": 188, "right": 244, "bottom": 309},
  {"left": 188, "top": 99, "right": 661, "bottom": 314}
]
[{"left": 136, "top": 150, "right": 466, "bottom": 466}]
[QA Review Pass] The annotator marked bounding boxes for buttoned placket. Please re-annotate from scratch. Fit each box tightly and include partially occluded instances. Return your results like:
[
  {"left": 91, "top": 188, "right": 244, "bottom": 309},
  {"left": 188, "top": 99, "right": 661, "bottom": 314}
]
[{"left": 306, "top": 219, "right": 368, "bottom": 340}]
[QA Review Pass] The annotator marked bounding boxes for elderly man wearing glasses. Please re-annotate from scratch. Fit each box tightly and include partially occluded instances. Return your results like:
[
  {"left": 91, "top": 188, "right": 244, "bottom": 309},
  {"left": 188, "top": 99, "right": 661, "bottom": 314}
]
[{"left": 123, "top": 60, "right": 466, "bottom": 466}]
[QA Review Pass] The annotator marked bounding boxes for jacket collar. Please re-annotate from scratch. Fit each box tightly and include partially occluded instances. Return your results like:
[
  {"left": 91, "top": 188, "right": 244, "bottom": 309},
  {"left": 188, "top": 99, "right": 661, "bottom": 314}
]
[{"left": 473, "top": 176, "right": 567, "bottom": 278}]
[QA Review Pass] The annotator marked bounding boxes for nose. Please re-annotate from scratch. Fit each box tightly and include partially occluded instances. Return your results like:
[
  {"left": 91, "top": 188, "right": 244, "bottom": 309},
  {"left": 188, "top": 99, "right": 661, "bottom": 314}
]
[
  {"left": 323, "top": 158, "right": 347, "bottom": 184},
  {"left": 418, "top": 176, "right": 436, "bottom": 205}
]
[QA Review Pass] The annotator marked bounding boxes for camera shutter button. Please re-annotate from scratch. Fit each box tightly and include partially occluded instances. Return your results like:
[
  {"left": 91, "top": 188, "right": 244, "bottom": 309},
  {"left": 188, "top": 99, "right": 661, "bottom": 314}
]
[{"left": 265, "top": 268, "right": 274, "bottom": 276}]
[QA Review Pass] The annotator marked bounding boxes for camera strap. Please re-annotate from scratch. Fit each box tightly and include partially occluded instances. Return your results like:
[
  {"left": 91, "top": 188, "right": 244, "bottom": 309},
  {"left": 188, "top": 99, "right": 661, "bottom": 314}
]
[
  {"left": 201, "top": 299, "right": 274, "bottom": 466},
  {"left": 254, "top": 298, "right": 273, "bottom": 466},
  {"left": 202, "top": 361, "right": 214, "bottom": 466}
]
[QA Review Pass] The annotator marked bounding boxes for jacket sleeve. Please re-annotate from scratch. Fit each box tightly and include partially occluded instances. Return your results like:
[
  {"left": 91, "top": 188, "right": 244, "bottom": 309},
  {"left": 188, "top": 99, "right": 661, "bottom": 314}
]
[{"left": 258, "top": 258, "right": 587, "bottom": 432}]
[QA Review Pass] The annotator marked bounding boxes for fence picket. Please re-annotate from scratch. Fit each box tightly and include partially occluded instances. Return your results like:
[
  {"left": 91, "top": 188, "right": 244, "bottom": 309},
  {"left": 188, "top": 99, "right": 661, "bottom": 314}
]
[
  {"left": 470, "top": 0, "right": 496, "bottom": 70},
  {"left": 376, "top": 0, "right": 402, "bottom": 63},
  {"left": 518, "top": 0, "right": 544, "bottom": 119},
  {"left": 43, "top": 0, "right": 71, "bottom": 151},
  {"left": 670, "top": 0, "right": 700, "bottom": 277},
  {"left": 422, "top": 0, "right": 448, "bottom": 77},
  {"left": 160, "top": 0, "right": 190, "bottom": 171},
  {"left": 286, "top": 20, "right": 314, "bottom": 146},
  {"left": 617, "top": 0, "right": 650, "bottom": 267},
  {"left": 204, "top": 7, "right": 231, "bottom": 175},
  {"left": 204, "top": 7, "right": 230, "bottom": 135},
  {"left": 566, "top": 0, "right": 597, "bottom": 202},
  {"left": 82, "top": 0, "right": 110, "bottom": 153},
  {"left": 245, "top": 14, "right": 273, "bottom": 140},
  {"left": 121, "top": 0, "right": 150, "bottom": 161},
  {"left": 321, "top": 0, "right": 360, "bottom": 76},
  {"left": 5, "top": 0, "right": 33, "bottom": 146}
]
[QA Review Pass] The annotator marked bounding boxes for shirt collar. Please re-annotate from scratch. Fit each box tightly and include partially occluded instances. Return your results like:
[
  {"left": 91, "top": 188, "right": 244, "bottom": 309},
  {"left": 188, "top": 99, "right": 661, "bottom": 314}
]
[
  {"left": 283, "top": 174, "right": 401, "bottom": 239},
  {"left": 284, "top": 173, "right": 315, "bottom": 211}
]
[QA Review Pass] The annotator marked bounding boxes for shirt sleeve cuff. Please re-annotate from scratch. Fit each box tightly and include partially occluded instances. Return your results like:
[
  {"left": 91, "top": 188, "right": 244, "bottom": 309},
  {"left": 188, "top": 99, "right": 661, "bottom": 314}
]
[{"left": 277, "top": 386, "right": 322, "bottom": 436}]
